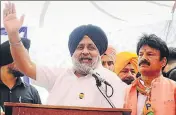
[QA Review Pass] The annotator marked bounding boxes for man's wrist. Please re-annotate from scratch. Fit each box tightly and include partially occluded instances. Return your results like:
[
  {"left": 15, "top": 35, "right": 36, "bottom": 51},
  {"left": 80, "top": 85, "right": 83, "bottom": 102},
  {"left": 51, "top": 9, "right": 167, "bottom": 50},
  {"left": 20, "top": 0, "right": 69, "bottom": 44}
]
[
  {"left": 8, "top": 32, "right": 21, "bottom": 44},
  {"left": 9, "top": 39, "right": 22, "bottom": 46},
  {"left": 8, "top": 31, "right": 20, "bottom": 39}
]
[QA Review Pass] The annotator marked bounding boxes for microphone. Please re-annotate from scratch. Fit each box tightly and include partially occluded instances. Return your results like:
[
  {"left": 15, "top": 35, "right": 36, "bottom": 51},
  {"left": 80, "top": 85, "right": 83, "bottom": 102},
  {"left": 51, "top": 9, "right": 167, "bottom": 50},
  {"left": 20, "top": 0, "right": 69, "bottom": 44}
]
[
  {"left": 89, "top": 68, "right": 115, "bottom": 108},
  {"left": 89, "top": 69, "right": 112, "bottom": 86}
]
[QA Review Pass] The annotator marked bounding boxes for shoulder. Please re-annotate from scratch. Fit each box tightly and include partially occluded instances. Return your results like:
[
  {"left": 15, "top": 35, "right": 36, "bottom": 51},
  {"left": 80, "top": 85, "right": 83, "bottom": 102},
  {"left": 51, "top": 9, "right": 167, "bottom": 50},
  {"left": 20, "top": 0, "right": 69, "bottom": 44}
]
[
  {"left": 161, "top": 77, "right": 176, "bottom": 88},
  {"left": 22, "top": 80, "right": 38, "bottom": 92},
  {"left": 23, "top": 82, "right": 38, "bottom": 91},
  {"left": 29, "top": 84, "right": 38, "bottom": 91}
]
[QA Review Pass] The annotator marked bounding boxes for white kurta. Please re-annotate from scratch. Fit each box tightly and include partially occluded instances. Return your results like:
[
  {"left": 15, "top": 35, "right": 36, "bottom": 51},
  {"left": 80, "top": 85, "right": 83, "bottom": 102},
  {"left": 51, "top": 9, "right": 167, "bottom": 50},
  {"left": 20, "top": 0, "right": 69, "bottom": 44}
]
[{"left": 35, "top": 64, "right": 127, "bottom": 108}]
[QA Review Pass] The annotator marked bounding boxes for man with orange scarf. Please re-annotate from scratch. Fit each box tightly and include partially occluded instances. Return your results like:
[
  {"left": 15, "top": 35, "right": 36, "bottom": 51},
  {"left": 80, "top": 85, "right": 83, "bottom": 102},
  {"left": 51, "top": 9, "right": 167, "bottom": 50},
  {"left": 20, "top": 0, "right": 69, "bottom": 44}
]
[
  {"left": 114, "top": 52, "right": 138, "bottom": 85},
  {"left": 124, "top": 34, "right": 176, "bottom": 115}
]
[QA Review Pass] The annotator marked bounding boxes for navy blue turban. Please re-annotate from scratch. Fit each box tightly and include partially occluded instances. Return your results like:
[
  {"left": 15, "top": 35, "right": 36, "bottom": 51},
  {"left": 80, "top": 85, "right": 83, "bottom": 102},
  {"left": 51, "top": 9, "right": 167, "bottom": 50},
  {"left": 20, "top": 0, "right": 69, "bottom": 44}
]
[
  {"left": 68, "top": 24, "right": 108, "bottom": 56},
  {"left": 0, "top": 38, "right": 31, "bottom": 66}
]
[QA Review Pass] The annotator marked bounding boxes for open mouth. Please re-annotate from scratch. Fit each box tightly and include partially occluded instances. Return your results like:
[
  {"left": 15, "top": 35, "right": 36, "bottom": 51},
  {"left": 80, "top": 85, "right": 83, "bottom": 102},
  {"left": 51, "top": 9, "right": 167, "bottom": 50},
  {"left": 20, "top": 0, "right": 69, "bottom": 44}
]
[
  {"left": 140, "top": 63, "right": 148, "bottom": 66},
  {"left": 80, "top": 58, "right": 92, "bottom": 63}
]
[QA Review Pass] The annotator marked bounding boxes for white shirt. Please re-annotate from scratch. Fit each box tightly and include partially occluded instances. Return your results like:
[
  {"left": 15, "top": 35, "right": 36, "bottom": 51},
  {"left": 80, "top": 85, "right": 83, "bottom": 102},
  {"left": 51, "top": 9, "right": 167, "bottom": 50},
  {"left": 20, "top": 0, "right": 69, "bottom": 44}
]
[
  {"left": 137, "top": 93, "right": 147, "bottom": 115},
  {"left": 34, "top": 64, "right": 127, "bottom": 108},
  {"left": 137, "top": 79, "right": 147, "bottom": 115}
]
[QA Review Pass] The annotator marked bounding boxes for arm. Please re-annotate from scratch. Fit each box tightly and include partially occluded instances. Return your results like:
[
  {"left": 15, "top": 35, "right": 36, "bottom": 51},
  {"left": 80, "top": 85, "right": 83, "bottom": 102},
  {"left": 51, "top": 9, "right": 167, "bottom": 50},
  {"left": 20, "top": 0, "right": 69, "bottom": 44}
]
[{"left": 3, "top": 2, "right": 36, "bottom": 79}]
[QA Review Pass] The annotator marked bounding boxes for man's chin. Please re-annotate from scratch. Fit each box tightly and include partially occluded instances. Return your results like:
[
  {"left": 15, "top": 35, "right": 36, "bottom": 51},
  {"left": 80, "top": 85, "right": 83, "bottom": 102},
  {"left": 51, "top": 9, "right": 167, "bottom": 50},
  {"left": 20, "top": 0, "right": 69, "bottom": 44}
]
[
  {"left": 74, "top": 65, "right": 91, "bottom": 74},
  {"left": 122, "top": 77, "right": 134, "bottom": 85},
  {"left": 8, "top": 69, "right": 24, "bottom": 78}
]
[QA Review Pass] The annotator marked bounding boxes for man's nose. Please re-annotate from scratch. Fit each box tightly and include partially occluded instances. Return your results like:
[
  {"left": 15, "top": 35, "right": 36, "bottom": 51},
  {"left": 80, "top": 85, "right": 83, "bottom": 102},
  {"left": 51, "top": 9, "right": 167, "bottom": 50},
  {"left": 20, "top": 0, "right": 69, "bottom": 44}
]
[
  {"left": 140, "top": 53, "right": 148, "bottom": 61},
  {"left": 82, "top": 48, "right": 89, "bottom": 55},
  {"left": 104, "top": 63, "right": 109, "bottom": 68}
]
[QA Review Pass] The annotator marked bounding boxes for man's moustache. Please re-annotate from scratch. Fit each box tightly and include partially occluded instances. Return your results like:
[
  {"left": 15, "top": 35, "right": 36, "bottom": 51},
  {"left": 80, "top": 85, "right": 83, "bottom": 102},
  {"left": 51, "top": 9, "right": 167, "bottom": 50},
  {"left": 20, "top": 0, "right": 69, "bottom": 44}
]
[{"left": 139, "top": 59, "right": 150, "bottom": 66}]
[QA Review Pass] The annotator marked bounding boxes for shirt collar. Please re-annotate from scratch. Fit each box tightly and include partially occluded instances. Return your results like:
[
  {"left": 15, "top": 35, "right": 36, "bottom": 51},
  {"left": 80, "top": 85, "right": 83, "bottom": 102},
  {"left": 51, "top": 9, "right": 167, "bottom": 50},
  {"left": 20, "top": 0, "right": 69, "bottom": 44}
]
[
  {"left": 132, "top": 75, "right": 163, "bottom": 87},
  {"left": 0, "top": 77, "right": 26, "bottom": 88}
]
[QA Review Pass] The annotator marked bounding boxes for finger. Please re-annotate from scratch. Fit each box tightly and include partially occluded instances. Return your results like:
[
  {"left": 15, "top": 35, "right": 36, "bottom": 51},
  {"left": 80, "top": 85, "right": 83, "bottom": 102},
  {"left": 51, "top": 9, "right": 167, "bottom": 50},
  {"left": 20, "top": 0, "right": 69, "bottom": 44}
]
[
  {"left": 8, "top": 1, "right": 12, "bottom": 9},
  {"left": 9, "top": 2, "right": 13, "bottom": 14},
  {"left": 12, "top": 3, "right": 16, "bottom": 14},
  {"left": 3, "top": 8, "right": 7, "bottom": 19},
  {"left": 5, "top": 2, "right": 8, "bottom": 8},
  {"left": 6, "top": 2, "right": 9, "bottom": 8},
  {"left": 20, "top": 14, "right": 25, "bottom": 26},
  {"left": 3, "top": 3, "right": 8, "bottom": 18},
  {"left": 3, "top": 7, "right": 7, "bottom": 18},
  {"left": 6, "top": 2, "right": 10, "bottom": 15}
]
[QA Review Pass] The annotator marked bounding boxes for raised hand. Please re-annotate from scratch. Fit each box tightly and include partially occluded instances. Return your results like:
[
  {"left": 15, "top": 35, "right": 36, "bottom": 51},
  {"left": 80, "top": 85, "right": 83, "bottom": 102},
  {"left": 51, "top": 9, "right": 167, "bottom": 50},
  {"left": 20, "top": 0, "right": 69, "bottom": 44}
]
[{"left": 3, "top": 2, "right": 24, "bottom": 35}]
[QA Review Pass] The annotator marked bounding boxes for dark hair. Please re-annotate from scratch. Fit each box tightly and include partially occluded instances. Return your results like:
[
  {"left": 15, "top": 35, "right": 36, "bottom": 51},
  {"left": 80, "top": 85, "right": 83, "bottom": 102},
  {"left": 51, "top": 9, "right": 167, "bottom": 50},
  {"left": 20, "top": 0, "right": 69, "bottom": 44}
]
[
  {"left": 136, "top": 34, "right": 169, "bottom": 61},
  {"left": 168, "top": 47, "right": 176, "bottom": 63}
]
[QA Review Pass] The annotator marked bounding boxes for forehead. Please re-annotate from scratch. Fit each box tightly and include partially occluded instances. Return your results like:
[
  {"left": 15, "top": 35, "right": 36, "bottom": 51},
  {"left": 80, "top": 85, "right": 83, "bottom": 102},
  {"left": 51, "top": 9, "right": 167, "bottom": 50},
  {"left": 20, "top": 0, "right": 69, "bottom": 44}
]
[
  {"left": 139, "top": 45, "right": 159, "bottom": 53},
  {"left": 123, "top": 63, "right": 134, "bottom": 70},
  {"left": 78, "top": 35, "right": 95, "bottom": 45},
  {"left": 101, "top": 55, "right": 112, "bottom": 61}
]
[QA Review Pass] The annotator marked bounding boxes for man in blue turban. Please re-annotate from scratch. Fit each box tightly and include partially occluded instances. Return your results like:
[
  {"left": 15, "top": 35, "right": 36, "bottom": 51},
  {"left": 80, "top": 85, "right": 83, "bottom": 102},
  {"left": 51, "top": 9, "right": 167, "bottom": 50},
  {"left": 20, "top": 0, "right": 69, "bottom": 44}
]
[{"left": 3, "top": 2, "right": 127, "bottom": 109}]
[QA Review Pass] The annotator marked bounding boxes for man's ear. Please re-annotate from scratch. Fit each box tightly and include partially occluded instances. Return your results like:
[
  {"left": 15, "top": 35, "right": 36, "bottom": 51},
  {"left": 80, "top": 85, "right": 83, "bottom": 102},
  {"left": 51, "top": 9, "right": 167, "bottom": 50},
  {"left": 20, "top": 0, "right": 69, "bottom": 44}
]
[{"left": 161, "top": 57, "right": 167, "bottom": 68}]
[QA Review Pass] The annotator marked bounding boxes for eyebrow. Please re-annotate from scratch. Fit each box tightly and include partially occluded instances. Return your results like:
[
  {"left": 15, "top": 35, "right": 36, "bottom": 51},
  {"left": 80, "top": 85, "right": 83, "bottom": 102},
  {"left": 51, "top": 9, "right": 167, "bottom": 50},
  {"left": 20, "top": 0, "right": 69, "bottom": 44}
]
[
  {"left": 78, "top": 43, "right": 94, "bottom": 45},
  {"left": 88, "top": 44, "right": 96, "bottom": 47}
]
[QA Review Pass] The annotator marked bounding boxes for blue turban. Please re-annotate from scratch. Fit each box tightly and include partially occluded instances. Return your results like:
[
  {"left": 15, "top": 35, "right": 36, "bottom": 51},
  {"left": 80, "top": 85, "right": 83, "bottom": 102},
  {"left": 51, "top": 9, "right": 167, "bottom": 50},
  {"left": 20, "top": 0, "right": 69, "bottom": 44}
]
[{"left": 68, "top": 24, "right": 108, "bottom": 56}]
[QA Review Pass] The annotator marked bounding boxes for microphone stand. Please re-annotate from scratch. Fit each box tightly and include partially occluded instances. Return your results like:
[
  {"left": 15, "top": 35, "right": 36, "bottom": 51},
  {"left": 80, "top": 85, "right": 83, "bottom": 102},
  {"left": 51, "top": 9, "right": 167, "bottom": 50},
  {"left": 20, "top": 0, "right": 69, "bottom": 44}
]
[{"left": 94, "top": 76, "right": 116, "bottom": 108}]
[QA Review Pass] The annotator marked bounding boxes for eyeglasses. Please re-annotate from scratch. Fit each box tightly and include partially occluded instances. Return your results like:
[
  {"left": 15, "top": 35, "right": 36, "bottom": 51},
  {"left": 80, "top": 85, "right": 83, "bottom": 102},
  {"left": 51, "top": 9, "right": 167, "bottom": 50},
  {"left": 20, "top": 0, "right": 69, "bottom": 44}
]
[{"left": 102, "top": 61, "right": 114, "bottom": 66}]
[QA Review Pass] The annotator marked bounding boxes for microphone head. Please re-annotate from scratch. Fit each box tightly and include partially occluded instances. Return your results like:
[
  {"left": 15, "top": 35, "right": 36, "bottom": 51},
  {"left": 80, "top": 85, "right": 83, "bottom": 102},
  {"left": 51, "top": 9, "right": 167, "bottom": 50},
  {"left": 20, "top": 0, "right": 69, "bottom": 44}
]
[
  {"left": 89, "top": 68, "right": 94, "bottom": 75},
  {"left": 88, "top": 68, "right": 99, "bottom": 76}
]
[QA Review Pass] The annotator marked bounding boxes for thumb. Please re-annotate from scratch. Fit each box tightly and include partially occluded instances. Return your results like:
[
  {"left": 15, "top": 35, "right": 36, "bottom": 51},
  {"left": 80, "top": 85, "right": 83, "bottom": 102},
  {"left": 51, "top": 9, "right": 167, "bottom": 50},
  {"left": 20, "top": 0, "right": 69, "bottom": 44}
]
[{"left": 20, "top": 14, "right": 25, "bottom": 26}]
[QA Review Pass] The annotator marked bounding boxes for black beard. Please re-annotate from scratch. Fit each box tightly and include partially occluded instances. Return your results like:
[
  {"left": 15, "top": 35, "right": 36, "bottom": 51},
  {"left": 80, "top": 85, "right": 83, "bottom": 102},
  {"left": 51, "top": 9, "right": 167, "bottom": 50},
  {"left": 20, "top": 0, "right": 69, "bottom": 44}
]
[
  {"left": 8, "top": 68, "right": 24, "bottom": 78},
  {"left": 122, "top": 76, "right": 135, "bottom": 85}
]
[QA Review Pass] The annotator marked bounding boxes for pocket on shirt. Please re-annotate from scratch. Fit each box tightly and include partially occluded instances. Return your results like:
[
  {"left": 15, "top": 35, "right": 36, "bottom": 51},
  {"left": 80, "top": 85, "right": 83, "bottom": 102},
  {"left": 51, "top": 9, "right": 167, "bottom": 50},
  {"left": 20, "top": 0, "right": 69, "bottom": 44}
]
[
  {"left": 19, "top": 97, "right": 33, "bottom": 103},
  {"left": 164, "top": 99, "right": 175, "bottom": 108},
  {"left": 164, "top": 99, "right": 175, "bottom": 114}
]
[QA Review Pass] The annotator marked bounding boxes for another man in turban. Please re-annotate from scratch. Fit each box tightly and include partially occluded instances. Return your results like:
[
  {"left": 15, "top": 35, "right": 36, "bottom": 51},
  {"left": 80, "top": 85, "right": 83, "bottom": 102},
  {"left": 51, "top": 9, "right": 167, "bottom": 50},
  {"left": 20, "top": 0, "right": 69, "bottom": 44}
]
[
  {"left": 3, "top": 2, "right": 127, "bottom": 108},
  {"left": 101, "top": 46, "right": 117, "bottom": 72},
  {"left": 0, "top": 38, "right": 41, "bottom": 115},
  {"left": 114, "top": 52, "right": 138, "bottom": 85}
]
